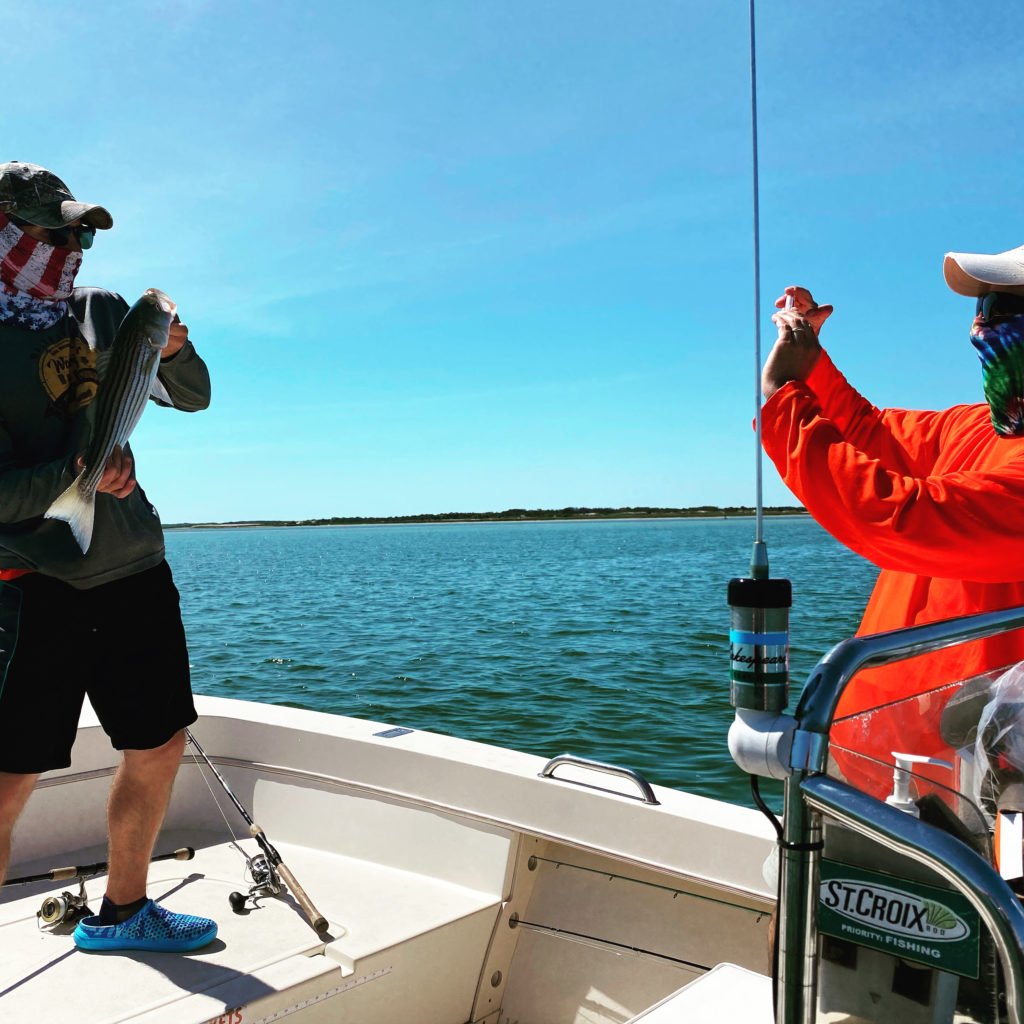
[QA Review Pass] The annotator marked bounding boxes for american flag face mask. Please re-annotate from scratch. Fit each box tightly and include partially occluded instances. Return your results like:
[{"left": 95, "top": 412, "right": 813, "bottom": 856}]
[{"left": 0, "top": 212, "right": 82, "bottom": 301}]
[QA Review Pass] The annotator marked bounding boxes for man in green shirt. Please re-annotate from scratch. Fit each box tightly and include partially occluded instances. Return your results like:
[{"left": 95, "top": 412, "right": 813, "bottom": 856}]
[{"left": 0, "top": 161, "right": 216, "bottom": 952}]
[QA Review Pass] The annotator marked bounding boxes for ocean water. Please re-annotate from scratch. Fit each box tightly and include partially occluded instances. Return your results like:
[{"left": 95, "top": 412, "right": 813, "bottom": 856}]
[{"left": 165, "top": 517, "right": 879, "bottom": 809}]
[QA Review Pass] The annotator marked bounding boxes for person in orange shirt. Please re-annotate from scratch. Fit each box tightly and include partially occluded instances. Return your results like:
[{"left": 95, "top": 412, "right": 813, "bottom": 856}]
[{"left": 760, "top": 243, "right": 1024, "bottom": 797}]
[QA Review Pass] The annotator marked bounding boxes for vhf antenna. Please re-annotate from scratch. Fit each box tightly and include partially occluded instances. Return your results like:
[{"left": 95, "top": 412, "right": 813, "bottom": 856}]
[
  {"left": 748, "top": 0, "right": 768, "bottom": 583},
  {"left": 728, "top": 0, "right": 792, "bottom": 721}
]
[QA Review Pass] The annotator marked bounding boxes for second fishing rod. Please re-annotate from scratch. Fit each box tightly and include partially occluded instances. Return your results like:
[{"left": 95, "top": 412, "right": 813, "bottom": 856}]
[{"left": 185, "top": 728, "right": 330, "bottom": 935}]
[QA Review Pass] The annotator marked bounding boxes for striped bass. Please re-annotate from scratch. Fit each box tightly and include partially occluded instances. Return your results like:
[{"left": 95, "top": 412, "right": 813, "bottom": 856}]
[{"left": 45, "top": 288, "right": 177, "bottom": 553}]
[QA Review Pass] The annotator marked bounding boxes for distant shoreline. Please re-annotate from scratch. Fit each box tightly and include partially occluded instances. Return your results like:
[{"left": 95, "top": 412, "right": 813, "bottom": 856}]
[{"left": 166, "top": 506, "right": 808, "bottom": 530}]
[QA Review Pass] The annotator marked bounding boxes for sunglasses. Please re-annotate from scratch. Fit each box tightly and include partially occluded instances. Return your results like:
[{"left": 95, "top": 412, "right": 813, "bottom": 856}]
[
  {"left": 6, "top": 214, "right": 95, "bottom": 250},
  {"left": 976, "top": 292, "right": 1024, "bottom": 323}
]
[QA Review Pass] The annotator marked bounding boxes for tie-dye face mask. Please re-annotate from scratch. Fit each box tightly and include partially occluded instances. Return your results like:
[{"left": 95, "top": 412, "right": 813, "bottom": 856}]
[{"left": 970, "top": 313, "right": 1024, "bottom": 436}]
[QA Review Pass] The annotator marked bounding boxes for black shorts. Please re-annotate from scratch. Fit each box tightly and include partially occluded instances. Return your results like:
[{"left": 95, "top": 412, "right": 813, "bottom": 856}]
[{"left": 0, "top": 560, "right": 197, "bottom": 774}]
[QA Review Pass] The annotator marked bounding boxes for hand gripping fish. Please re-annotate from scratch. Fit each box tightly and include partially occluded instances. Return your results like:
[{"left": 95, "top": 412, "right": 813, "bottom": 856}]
[{"left": 45, "top": 288, "right": 177, "bottom": 553}]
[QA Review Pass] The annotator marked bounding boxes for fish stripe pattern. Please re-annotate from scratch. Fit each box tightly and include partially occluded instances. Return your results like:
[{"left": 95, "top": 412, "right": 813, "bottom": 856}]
[{"left": 44, "top": 288, "right": 177, "bottom": 552}]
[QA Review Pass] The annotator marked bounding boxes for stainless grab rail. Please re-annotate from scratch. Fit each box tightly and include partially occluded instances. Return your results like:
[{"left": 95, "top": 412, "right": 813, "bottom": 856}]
[
  {"left": 779, "top": 604, "right": 1024, "bottom": 1024},
  {"left": 539, "top": 754, "right": 660, "bottom": 805}
]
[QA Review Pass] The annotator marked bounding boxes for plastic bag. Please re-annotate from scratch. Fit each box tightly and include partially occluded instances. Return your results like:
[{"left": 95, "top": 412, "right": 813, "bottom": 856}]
[{"left": 971, "top": 661, "right": 1024, "bottom": 816}]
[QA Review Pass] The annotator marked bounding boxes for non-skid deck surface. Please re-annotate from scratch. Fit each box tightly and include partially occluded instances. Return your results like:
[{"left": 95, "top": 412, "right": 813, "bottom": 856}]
[
  {"left": 0, "top": 828, "right": 500, "bottom": 1023},
  {"left": 628, "top": 964, "right": 773, "bottom": 1023}
]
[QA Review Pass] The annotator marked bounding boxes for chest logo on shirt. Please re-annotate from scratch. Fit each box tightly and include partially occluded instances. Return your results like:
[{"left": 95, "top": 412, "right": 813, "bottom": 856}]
[{"left": 38, "top": 335, "right": 98, "bottom": 418}]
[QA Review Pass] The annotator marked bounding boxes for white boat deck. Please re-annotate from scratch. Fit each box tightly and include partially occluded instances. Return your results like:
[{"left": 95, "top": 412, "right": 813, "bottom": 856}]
[
  {"left": 0, "top": 827, "right": 501, "bottom": 1024},
  {"left": 630, "top": 963, "right": 773, "bottom": 1023},
  {"left": 0, "top": 698, "right": 778, "bottom": 1024}
]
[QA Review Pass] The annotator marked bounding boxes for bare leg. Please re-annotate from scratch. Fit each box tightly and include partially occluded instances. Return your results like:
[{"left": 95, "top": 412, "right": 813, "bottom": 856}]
[
  {"left": 0, "top": 772, "right": 39, "bottom": 886},
  {"left": 104, "top": 730, "right": 185, "bottom": 905}
]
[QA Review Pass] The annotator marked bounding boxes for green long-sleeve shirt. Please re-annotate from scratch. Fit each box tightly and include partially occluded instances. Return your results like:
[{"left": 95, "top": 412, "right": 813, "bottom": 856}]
[{"left": 0, "top": 287, "right": 210, "bottom": 588}]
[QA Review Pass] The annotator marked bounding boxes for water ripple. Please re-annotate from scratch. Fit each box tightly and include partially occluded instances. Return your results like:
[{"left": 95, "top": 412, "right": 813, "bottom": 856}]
[{"left": 166, "top": 518, "right": 876, "bottom": 807}]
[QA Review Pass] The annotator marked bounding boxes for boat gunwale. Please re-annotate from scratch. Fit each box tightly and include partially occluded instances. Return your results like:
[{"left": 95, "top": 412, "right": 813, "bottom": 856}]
[{"left": 31, "top": 748, "right": 773, "bottom": 915}]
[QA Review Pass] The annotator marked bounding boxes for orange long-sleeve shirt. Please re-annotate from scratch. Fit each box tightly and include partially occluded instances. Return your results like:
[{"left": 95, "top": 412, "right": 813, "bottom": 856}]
[{"left": 762, "top": 350, "right": 1024, "bottom": 763}]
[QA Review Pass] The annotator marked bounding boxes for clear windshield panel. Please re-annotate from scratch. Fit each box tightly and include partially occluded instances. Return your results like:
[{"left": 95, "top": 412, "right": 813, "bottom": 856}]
[{"left": 814, "top": 665, "right": 1024, "bottom": 1024}]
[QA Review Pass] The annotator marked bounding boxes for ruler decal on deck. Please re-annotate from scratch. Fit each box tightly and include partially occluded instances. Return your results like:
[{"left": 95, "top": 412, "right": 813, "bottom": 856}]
[{"left": 203, "top": 966, "right": 393, "bottom": 1024}]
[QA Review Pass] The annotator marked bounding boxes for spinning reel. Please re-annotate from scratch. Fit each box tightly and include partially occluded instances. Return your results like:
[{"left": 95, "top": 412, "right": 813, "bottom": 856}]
[
  {"left": 228, "top": 844, "right": 282, "bottom": 913},
  {"left": 3, "top": 846, "right": 195, "bottom": 932},
  {"left": 37, "top": 878, "right": 91, "bottom": 928}
]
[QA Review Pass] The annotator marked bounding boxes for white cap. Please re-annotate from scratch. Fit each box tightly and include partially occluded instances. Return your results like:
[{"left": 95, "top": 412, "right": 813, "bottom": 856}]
[{"left": 944, "top": 244, "right": 1024, "bottom": 297}]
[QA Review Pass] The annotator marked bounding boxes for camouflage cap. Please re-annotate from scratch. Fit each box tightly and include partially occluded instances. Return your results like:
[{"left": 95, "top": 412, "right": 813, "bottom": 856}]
[{"left": 0, "top": 161, "right": 113, "bottom": 230}]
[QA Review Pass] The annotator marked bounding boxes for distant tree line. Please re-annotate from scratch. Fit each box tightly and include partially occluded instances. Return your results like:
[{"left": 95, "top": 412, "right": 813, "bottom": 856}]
[{"left": 168, "top": 506, "right": 807, "bottom": 529}]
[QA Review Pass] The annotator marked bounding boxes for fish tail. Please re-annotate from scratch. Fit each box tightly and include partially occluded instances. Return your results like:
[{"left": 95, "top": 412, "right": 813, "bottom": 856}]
[{"left": 44, "top": 479, "right": 96, "bottom": 553}]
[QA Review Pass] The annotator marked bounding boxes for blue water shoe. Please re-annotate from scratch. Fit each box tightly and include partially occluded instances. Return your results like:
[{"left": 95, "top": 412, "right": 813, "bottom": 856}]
[{"left": 73, "top": 899, "right": 217, "bottom": 952}]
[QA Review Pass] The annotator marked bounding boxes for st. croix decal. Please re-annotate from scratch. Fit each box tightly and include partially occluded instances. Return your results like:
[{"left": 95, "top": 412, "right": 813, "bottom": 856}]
[{"left": 818, "top": 859, "right": 980, "bottom": 978}]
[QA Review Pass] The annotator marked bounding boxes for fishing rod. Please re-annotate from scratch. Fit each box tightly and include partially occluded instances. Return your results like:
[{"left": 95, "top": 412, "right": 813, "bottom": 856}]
[
  {"left": 3, "top": 846, "right": 194, "bottom": 888},
  {"left": 185, "top": 727, "right": 329, "bottom": 935},
  {"left": 4, "top": 847, "right": 195, "bottom": 927}
]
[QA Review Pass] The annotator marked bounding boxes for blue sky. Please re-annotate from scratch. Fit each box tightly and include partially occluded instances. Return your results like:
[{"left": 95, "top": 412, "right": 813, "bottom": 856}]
[{"left": 6, "top": 1, "right": 1024, "bottom": 521}]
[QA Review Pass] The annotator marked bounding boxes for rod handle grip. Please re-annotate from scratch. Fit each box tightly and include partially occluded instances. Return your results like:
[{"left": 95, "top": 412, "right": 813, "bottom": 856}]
[
  {"left": 277, "top": 860, "right": 329, "bottom": 934},
  {"left": 50, "top": 866, "right": 78, "bottom": 881}
]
